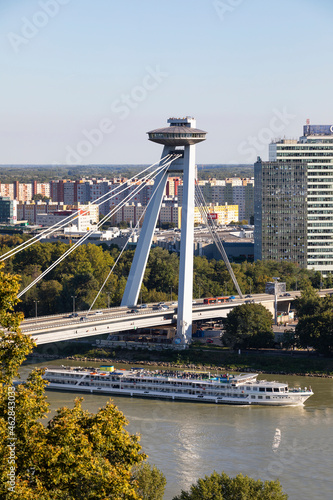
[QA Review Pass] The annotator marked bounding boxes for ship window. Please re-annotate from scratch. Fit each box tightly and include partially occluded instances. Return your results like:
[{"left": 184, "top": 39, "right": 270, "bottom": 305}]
[
  {"left": 251, "top": 396, "right": 256, "bottom": 399},
  {"left": 266, "top": 388, "right": 273, "bottom": 392},
  {"left": 259, "top": 387, "right": 265, "bottom": 392},
  {"left": 274, "top": 388, "right": 279, "bottom": 392},
  {"left": 266, "top": 396, "right": 271, "bottom": 399},
  {"left": 252, "top": 387, "right": 258, "bottom": 391},
  {"left": 258, "top": 396, "right": 263, "bottom": 399},
  {"left": 246, "top": 387, "right": 251, "bottom": 391}
]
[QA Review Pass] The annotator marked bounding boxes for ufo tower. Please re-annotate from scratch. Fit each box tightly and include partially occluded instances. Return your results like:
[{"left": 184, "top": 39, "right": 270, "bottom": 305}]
[{"left": 121, "top": 116, "right": 207, "bottom": 345}]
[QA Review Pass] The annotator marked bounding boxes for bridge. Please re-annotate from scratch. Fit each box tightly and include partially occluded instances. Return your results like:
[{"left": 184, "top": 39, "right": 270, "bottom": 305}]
[
  {"left": 19, "top": 290, "right": 311, "bottom": 345},
  {"left": 21, "top": 288, "right": 333, "bottom": 345}
]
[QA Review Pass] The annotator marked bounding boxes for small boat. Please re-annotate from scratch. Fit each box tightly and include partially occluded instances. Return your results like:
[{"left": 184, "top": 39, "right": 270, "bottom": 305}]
[{"left": 42, "top": 366, "right": 314, "bottom": 406}]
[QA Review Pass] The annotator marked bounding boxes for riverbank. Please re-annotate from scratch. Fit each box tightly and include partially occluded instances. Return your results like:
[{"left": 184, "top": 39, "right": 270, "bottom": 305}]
[{"left": 30, "top": 344, "right": 333, "bottom": 377}]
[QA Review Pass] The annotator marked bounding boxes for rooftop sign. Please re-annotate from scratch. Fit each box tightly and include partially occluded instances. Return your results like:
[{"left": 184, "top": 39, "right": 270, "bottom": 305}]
[{"left": 303, "top": 124, "right": 333, "bottom": 136}]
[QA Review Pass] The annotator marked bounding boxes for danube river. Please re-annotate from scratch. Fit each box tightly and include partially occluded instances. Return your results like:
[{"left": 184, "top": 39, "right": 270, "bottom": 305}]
[{"left": 22, "top": 359, "right": 333, "bottom": 500}]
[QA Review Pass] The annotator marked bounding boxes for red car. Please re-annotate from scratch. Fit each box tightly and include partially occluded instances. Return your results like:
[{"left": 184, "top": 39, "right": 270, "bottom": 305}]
[{"left": 206, "top": 338, "right": 214, "bottom": 344}]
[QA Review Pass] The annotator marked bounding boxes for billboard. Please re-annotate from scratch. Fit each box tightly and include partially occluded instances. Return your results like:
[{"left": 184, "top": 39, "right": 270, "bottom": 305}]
[
  {"left": 208, "top": 213, "right": 218, "bottom": 220},
  {"left": 265, "top": 282, "right": 286, "bottom": 295},
  {"left": 303, "top": 124, "right": 333, "bottom": 136}
]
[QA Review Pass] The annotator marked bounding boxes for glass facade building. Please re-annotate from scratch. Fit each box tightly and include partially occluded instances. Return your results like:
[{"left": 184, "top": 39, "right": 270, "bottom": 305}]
[
  {"left": 254, "top": 158, "right": 307, "bottom": 266},
  {"left": 0, "top": 196, "right": 17, "bottom": 224},
  {"left": 255, "top": 124, "right": 333, "bottom": 275}
]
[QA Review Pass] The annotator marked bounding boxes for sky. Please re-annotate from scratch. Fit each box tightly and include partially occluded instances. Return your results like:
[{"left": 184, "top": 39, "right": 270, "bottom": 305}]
[{"left": 0, "top": 0, "right": 333, "bottom": 165}]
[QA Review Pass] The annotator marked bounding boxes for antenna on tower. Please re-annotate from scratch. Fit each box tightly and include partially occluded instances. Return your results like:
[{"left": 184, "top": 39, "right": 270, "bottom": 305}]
[{"left": 306, "top": 118, "right": 310, "bottom": 125}]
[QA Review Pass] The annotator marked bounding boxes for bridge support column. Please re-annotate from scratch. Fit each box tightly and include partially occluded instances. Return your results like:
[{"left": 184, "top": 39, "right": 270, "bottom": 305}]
[
  {"left": 121, "top": 147, "right": 171, "bottom": 307},
  {"left": 176, "top": 144, "right": 195, "bottom": 345},
  {"left": 121, "top": 117, "right": 207, "bottom": 347}
]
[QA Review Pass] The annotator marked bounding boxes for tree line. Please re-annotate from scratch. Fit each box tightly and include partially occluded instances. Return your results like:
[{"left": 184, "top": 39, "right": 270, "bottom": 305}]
[{"left": 0, "top": 234, "right": 331, "bottom": 318}]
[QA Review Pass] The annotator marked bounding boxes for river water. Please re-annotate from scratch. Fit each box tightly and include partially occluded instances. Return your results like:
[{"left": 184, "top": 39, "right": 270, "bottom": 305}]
[{"left": 21, "top": 359, "right": 333, "bottom": 500}]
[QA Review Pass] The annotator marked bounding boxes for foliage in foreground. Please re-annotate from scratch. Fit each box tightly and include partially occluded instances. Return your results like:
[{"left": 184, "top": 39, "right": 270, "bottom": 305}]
[
  {"left": 172, "top": 471, "right": 288, "bottom": 500},
  {"left": 132, "top": 462, "right": 166, "bottom": 500}
]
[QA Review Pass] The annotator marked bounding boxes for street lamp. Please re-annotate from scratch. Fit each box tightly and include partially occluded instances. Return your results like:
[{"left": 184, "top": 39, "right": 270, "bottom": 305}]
[
  {"left": 34, "top": 300, "right": 39, "bottom": 318},
  {"left": 248, "top": 278, "right": 252, "bottom": 296},
  {"left": 106, "top": 292, "right": 111, "bottom": 309},
  {"left": 272, "top": 277, "right": 280, "bottom": 326},
  {"left": 170, "top": 286, "right": 173, "bottom": 302},
  {"left": 71, "top": 295, "right": 77, "bottom": 315}
]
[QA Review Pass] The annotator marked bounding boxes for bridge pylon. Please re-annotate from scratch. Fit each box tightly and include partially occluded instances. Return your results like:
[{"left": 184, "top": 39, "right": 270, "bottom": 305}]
[{"left": 121, "top": 116, "right": 207, "bottom": 345}]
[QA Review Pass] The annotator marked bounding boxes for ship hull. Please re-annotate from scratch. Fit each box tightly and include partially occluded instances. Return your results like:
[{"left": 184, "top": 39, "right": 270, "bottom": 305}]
[{"left": 44, "top": 383, "right": 312, "bottom": 406}]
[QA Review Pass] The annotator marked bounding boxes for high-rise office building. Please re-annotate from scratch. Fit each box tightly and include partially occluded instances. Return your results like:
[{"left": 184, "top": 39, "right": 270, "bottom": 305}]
[
  {"left": 0, "top": 196, "right": 18, "bottom": 224},
  {"left": 255, "top": 123, "right": 333, "bottom": 274},
  {"left": 254, "top": 158, "right": 308, "bottom": 265}
]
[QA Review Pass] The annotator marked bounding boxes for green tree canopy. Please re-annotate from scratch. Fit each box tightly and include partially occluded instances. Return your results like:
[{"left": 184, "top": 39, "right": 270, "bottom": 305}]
[
  {"left": 294, "top": 286, "right": 333, "bottom": 354},
  {"left": 1, "top": 234, "right": 332, "bottom": 318},
  {"left": 293, "top": 283, "right": 322, "bottom": 318},
  {"left": 132, "top": 462, "right": 166, "bottom": 500},
  {"left": 223, "top": 303, "right": 274, "bottom": 349},
  {"left": 172, "top": 471, "right": 288, "bottom": 500}
]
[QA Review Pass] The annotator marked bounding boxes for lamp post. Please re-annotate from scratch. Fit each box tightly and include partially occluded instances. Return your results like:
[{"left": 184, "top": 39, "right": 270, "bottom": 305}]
[
  {"left": 106, "top": 292, "right": 111, "bottom": 309},
  {"left": 34, "top": 300, "right": 39, "bottom": 318},
  {"left": 71, "top": 295, "right": 77, "bottom": 315},
  {"left": 198, "top": 283, "right": 201, "bottom": 299},
  {"left": 272, "top": 277, "right": 280, "bottom": 326},
  {"left": 170, "top": 286, "right": 173, "bottom": 302},
  {"left": 248, "top": 278, "right": 252, "bottom": 296}
]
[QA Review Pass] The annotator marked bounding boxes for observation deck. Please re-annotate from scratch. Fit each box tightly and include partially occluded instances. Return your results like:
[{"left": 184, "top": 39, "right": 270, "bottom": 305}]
[{"left": 147, "top": 116, "right": 207, "bottom": 146}]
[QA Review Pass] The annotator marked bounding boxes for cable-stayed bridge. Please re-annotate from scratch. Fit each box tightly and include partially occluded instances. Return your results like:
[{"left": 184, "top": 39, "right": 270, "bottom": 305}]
[
  {"left": 20, "top": 293, "right": 293, "bottom": 345},
  {"left": 2, "top": 116, "right": 296, "bottom": 347}
]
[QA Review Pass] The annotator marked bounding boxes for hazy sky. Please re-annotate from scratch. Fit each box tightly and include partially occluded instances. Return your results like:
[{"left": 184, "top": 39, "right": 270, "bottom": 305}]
[{"left": 1, "top": 0, "right": 332, "bottom": 165}]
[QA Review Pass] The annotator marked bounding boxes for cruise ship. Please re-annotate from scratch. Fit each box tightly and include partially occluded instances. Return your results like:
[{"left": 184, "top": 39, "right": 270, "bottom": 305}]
[{"left": 42, "top": 366, "right": 314, "bottom": 406}]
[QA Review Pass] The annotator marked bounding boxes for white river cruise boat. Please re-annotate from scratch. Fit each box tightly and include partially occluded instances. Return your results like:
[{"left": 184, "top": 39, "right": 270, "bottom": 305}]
[{"left": 42, "top": 366, "right": 314, "bottom": 406}]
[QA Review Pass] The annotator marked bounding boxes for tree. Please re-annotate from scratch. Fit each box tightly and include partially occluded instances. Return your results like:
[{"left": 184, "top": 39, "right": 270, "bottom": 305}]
[
  {"left": 282, "top": 329, "right": 299, "bottom": 350},
  {"left": 223, "top": 303, "right": 274, "bottom": 349},
  {"left": 294, "top": 285, "right": 333, "bottom": 355},
  {"left": 0, "top": 264, "right": 34, "bottom": 385},
  {"left": 0, "top": 267, "right": 147, "bottom": 499},
  {"left": 296, "top": 308, "right": 333, "bottom": 355},
  {"left": 132, "top": 462, "right": 166, "bottom": 500},
  {"left": 172, "top": 471, "right": 288, "bottom": 500},
  {"left": 32, "top": 194, "right": 50, "bottom": 202},
  {"left": 293, "top": 283, "right": 322, "bottom": 318}
]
